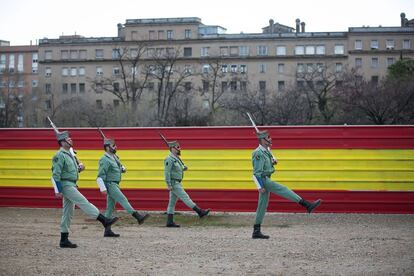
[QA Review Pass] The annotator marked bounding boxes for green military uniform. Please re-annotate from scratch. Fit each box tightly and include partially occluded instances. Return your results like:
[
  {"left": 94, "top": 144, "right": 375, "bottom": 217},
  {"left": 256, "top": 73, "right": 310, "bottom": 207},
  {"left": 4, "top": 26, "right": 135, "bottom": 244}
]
[
  {"left": 52, "top": 147, "right": 100, "bottom": 233},
  {"left": 252, "top": 145, "right": 301, "bottom": 225},
  {"left": 98, "top": 153, "right": 135, "bottom": 217},
  {"left": 164, "top": 153, "right": 196, "bottom": 214}
]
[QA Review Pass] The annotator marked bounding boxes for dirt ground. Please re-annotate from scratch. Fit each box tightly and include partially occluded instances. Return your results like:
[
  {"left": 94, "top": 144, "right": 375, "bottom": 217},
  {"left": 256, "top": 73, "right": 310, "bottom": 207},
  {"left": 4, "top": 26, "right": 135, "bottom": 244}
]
[{"left": 0, "top": 208, "right": 413, "bottom": 276}]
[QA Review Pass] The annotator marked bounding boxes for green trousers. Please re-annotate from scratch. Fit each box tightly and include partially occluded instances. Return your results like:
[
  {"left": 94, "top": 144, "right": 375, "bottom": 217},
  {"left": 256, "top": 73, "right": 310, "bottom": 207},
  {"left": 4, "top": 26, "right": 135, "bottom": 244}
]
[
  {"left": 60, "top": 183, "right": 100, "bottom": 233},
  {"left": 167, "top": 181, "right": 196, "bottom": 214},
  {"left": 104, "top": 181, "right": 135, "bottom": 218},
  {"left": 255, "top": 177, "right": 302, "bottom": 225}
]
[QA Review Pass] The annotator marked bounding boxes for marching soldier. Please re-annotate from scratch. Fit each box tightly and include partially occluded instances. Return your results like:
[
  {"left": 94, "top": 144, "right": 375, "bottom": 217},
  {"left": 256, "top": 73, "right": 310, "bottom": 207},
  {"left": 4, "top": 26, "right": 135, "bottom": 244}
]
[
  {"left": 162, "top": 136, "right": 210, "bottom": 227},
  {"left": 252, "top": 130, "right": 322, "bottom": 239},
  {"left": 96, "top": 132, "right": 149, "bottom": 237},
  {"left": 52, "top": 130, "right": 118, "bottom": 248}
]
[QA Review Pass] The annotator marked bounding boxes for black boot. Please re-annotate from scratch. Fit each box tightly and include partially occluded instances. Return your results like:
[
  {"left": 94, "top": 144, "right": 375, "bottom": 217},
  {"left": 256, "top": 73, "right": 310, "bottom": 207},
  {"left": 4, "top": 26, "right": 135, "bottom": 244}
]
[
  {"left": 132, "top": 211, "right": 150, "bottom": 225},
  {"left": 104, "top": 226, "right": 120, "bottom": 237},
  {"left": 252, "top": 224, "right": 269, "bottom": 239},
  {"left": 96, "top": 214, "right": 119, "bottom": 228},
  {"left": 60, "top": 232, "right": 77, "bottom": 248},
  {"left": 299, "top": 199, "right": 322, "bottom": 213},
  {"left": 166, "top": 214, "right": 180, "bottom": 228},
  {"left": 192, "top": 206, "right": 210, "bottom": 218}
]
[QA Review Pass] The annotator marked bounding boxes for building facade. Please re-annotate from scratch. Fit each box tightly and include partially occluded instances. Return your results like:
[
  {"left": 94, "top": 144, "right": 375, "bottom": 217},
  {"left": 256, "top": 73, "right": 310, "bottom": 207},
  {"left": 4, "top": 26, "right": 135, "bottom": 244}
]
[{"left": 36, "top": 15, "right": 414, "bottom": 120}]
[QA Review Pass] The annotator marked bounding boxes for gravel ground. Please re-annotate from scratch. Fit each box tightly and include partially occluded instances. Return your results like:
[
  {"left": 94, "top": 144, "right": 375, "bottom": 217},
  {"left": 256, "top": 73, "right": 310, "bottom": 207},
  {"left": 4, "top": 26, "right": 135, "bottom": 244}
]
[{"left": 0, "top": 207, "right": 413, "bottom": 276}]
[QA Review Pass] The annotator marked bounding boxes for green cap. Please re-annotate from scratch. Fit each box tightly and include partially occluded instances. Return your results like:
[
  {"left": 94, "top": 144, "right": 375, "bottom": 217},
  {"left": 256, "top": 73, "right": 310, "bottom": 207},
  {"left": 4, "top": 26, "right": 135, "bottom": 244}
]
[
  {"left": 104, "top": 138, "right": 115, "bottom": 146},
  {"left": 256, "top": 130, "right": 269, "bottom": 139},
  {"left": 56, "top": 131, "right": 69, "bottom": 141},
  {"left": 168, "top": 141, "right": 179, "bottom": 148}
]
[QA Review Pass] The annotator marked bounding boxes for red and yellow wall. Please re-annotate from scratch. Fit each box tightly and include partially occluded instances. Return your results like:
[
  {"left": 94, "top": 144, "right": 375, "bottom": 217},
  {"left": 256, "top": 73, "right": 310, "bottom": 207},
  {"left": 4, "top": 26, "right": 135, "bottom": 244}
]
[{"left": 1, "top": 126, "right": 413, "bottom": 213}]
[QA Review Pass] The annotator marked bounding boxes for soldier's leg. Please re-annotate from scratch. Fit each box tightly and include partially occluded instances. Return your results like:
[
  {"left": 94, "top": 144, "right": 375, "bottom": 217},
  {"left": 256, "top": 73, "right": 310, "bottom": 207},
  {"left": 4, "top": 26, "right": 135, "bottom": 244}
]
[
  {"left": 62, "top": 185, "right": 118, "bottom": 228},
  {"left": 167, "top": 190, "right": 178, "bottom": 214},
  {"left": 171, "top": 183, "right": 196, "bottom": 209},
  {"left": 59, "top": 196, "right": 77, "bottom": 248},
  {"left": 253, "top": 190, "right": 270, "bottom": 239},
  {"left": 107, "top": 182, "right": 134, "bottom": 214},
  {"left": 266, "top": 179, "right": 302, "bottom": 203},
  {"left": 103, "top": 192, "right": 119, "bottom": 238}
]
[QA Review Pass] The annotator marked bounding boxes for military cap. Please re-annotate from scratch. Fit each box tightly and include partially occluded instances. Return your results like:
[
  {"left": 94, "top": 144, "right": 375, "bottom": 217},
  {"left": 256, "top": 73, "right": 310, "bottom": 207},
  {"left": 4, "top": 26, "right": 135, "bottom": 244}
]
[
  {"left": 256, "top": 130, "right": 269, "bottom": 139},
  {"left": 56, "top": 131, "right": 69, "bottom": 141},
  {"left": 168, "top": 140, "right": 180, "bottom": 149},
  {"left": 104, "top": 138, "right": 115, "bottom": 146}
]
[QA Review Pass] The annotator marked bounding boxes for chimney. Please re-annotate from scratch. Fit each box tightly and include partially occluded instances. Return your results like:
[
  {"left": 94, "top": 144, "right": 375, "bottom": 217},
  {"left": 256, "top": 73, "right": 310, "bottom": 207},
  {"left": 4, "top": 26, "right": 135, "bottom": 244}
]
[
  {"left": 301, "top": 22, "right": 306, "bottom": 32},
  {"left": 296, "top": 19, "right": 300, "bottom": 33},
  {"left": 400, "top": 12, "right": 406, "bottom": 27},
  {"left": 269, "top": 19, "right": 274, "bottom": 34},
  {"left": 117, "top": 23, "right": 123, "bottom": 37}
]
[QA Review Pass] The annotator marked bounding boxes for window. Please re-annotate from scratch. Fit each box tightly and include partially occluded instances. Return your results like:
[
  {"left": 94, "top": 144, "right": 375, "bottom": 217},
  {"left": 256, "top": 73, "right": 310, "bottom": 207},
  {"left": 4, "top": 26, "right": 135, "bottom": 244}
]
[
  {"left": 62, "top": 83, "right": 68, "bottom": 94},
  {"left": 240, "top": 81, "right": 247, "bottom": 91},
  {"left": 257, "top": 45, "right": 268, "bottom": 56},
  {"left": 183, "top": 47, "right": 192, "bottom": 57},
  {"left": 371, "top": 57, "right": 379, "bottom": 68},
  {"left": 221, "top": 64, "right": 228, "bottom": 73},
  {"left": 220, "top": 47, "right": 229, "bottom": 56},
  {"left": 184, "top": 65, "right": 192, "bottom": 74},
  {"left": 370, "top": 40, "right": 379, "bottom": 50},
  {"left": 202, "top": 64, "right": 210, "bottom": 74},
  {"left": 403, "top": 39, "right": 411, "bottom": 49},
  {"left": 230, "top": 46, "right": 238, "bottom": 56},
  {"left": 305, "top": 46, "right": 315, "bottom": 55},
  {"left": 317, "top": 63, "right": 324, "bottom": 72},
  {"left": 112, "top": 49, "right": 120, "bottom": 59},
  {"left": 202, "top": 81, "right": 209, "bottom": 92},
  {"left": 62, "top": 67, "right": 68, "bottom": 76},
  {"left": 201, "top": 47, "right": 209, "bottom": 57},
  {"left": 240, "top": 64, "right": 247, "bottom": 73},
  {"left": 259, "top": 81, "right": 266, "bottom": 91},
  {"left": 113, "top": 67, "right": 120, "bottom": 75},
  {"left": 371, "top": 75, "right": 379, "bottom": 84},
  {"left": 45, "top": 67, "right": 52, "bottom": 77},
  {"left": 231, "top": 64, "right": 237, "bottom": 73},
  {"left": 278, "top": 63, "right": 284, "bottom": 73},
  {"left": 0, "top": 54, "right": 5, "bottom": 73},
  {"left": 61, "top": 50, "right": 69, "bottom": 59},
  {"left": 297, "top": 63, "right": 304, "bottom": 73},
  {"left": 95, "top": 83, "right": 103, "bottom": 93},
  {"left": 276, "top": 46, "right": 286, "bottom": 56},
  {"left": 259, "top": 64, "right": 266, "bottom": 73},
  {"left": 316, "top": 45, "right": 325, "bottom": 55},
  {"left": 355, "top": 58, "right": 362, "bottom": 68},
  {"left": 17, "top": 54, "right": 24, "bottom": 72},
  {"left": 79, "top": 50, "right": 87, "bottom": 59},
  {"left": 45, "top": 83, "right": 51, "bottom": 94},
  {"left": 96, "top": 66, "right": 103, "bottom": 76},
  {"left": 306, "top": 63, "right": 314, "bottom": 73},
  {"left": 334, "top": 45, "right": 345, "bottom": 55},
  {"left": 131, "top": 66, "right": 137, "bottom": 75},
  {"left": 387, "top": 57, "right": 395, "bottom": 67},
  {"left": 230, "top": 81, "right": 237, "bottom": 91},
  {"left": 131, "top": 31, "right": 138, "bottom": 40},
  {"left": 79, "top": 83, "right": 85, "bottom": 93},
  {"left": 70, "top": 50, "right": 78, "bottom": 59},
  {"left": 95, "top": 49, "right": 104, "bottom": 59},
  {"left": 149, "top": 31, "right": 156, "bottom": 40},
  {"left": 70, "top": 67, "right": 77, "bottom": 76},
  {"left": 278, "top": 81, "right": 285, "bottom": 91},
  {"left": 335, "top": 63, "right": 343, "bottom": 72},
  {"left": 8, "top": 54, "right": 15, "bottom": 72},
  {"left": 96, "top": 100, "right": 103, "bottom": 109},
  {"left": 32, "top": 53, "right": 38, "bottom": 73},
  {"left": 386, "top": 40, "right": 395, "bottom": 50},
  {"left": 221, "top": 81, "right": 228, "bottom": 91},
  {"left": 17, "top": 80, "right": 24, "bottom": 87},
  {"left": 185, "top": 29, "right": 192, "bottom": 39},
  {"left": 166, "top": 48, "right": 175, "bottom": 56},
  {"left": 147, "top": 48, "right": 155, "bottom": 57},
  {"left": 130, "top": 48, "right": 138, "bottom": 58},
  {"left": 185, "top": 82, "right": 192, "bottom": 91},
  {"left": 355, "top": 40, "right": 362, "bottom": 50},
  {"left": 78, "top": 67, "right": 85, "bottom": 76},
  {"left": 70, "top": 83, "right": 76, "bottom": 93},
  {"left": 113, "top": 82, "right": 120, "bottom": 92},
  {"left": 239, "top": 46, "right": 249, "bottom": 56},
  {"left": 167, "top": 30, "right": 173, "bottom": 40},
  {"left": 45, "top": 50, "right": 52, "bottom": 60},
  {"left": 32, "top": 80, "right": 38, "bottom": 87},
  {"left": 295, "top": 46, "right": 305, "bottom": 55},
  {"left": 148, "top": 82, "right": 154, "bottom": 91},
  {"left": 45, "top": 100, "right": 52, "bottom": 109}
]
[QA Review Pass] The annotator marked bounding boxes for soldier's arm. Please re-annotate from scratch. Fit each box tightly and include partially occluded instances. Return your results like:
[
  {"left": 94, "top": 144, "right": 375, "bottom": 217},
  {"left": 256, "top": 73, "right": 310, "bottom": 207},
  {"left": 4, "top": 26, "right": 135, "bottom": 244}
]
[
  {"left": 252, "top": 152, "right": 266, "bottom": 189},
  {"left": 164, "top": 158, "right": 173, "bottom": 189},
  {"left": 52, "top": 154, "right": 64, "bottom": 193},
  {"left": 96, "top": 158, "right": 109, "bottom": 192}
]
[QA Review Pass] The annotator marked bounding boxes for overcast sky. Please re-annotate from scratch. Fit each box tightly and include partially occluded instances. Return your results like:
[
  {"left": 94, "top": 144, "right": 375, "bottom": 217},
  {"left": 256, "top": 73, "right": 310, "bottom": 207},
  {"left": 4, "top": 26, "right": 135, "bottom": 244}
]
[{"left": 1, "top": 0, "right": 413, "bottom": 46}]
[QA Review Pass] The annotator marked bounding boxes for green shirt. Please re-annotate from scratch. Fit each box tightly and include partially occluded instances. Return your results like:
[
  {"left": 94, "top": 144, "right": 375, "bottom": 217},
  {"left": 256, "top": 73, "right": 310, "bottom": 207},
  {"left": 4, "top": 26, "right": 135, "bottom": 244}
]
[
  {"left": 52, "top": 148, "right": 79, "bottom": 182},
  {"left": 97, "top": 153, "right": 123, "bottom": 183},
  {"left": 164, "top": 153, "right": 186, "bottom": 187},
  {"left": 252, "top": 145, "right": 275, "bottom": 179}
]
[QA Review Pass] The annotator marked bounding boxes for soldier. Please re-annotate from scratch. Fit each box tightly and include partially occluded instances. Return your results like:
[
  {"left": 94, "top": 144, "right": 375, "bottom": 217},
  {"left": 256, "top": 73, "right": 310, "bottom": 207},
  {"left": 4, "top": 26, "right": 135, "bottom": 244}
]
[
  {"left": 96, "top": 134, "right": 149, "bottom": 237},
  {"left": 252, "top": 130, "right": 322, "bottom": 239},
  {"left": 51, "top": 130, "right": 118, "bottom": 248},
  {"left": 162, "top": 137, "right": 210, "bottom": 227}
]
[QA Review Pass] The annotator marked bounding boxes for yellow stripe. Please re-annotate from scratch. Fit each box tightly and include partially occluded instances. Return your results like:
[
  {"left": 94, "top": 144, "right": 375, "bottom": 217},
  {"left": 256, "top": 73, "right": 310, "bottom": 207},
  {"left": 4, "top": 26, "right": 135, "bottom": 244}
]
[{"left": 1, "top": 149, "right": 414, "bottom": 191}]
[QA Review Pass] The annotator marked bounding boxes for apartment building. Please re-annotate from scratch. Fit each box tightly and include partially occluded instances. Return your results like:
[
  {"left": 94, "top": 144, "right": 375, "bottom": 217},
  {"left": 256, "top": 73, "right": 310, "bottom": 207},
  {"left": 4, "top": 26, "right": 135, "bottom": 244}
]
[{"left": 37, "top": 15, "right": 414, "bottom": 111}]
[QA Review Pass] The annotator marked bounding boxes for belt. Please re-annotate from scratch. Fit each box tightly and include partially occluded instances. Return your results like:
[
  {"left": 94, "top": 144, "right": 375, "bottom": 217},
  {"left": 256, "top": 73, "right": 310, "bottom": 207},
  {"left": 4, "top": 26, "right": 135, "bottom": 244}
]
[
  {"left": 61, "top": 179, "right": 77, "bottom": 183},
  {"left": 171, "top": 179, "right": 182, "bottom": 182}
]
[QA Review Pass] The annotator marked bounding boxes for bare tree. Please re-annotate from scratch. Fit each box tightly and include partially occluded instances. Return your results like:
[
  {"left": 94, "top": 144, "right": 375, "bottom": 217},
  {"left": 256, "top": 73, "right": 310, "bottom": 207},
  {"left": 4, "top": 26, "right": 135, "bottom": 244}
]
[{"left": 0, "top": 72, "right": 24, "bottom": 127}]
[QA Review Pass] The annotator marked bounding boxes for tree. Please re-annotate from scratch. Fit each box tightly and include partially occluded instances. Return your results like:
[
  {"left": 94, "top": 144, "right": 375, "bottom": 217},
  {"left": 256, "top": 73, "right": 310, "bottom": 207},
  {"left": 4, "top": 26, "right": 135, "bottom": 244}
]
[
  {"left": 388, "top": 58, "right": 414, "bottom": 79},
  {"left": 0, "top": 72, "right": 24, "bottom": 127}
]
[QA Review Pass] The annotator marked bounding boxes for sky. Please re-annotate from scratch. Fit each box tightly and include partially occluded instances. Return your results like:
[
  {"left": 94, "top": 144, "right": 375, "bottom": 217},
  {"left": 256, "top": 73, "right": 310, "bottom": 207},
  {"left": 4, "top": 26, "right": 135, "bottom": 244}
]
[{"left": 1, "top": 0, "right": 413, "bottom": 46}]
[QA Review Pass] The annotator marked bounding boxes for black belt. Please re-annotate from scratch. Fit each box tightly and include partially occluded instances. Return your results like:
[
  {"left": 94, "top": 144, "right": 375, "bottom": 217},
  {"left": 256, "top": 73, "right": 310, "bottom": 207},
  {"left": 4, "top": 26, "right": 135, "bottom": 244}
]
[{"left": 172, "top": 179, "right": 182, "bottom": 182}]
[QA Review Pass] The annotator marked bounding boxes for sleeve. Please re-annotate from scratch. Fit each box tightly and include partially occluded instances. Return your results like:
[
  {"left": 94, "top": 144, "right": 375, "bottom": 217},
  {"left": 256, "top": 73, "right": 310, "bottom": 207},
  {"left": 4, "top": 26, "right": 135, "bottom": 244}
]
[
  {"left": 252, "top": 151, "right": 265, "bottom": 189},
  {"left": 97, "top": 157, "right": 109, "bottom": 181},
  {"left": 164, "top": 158, "right": 173, "bottom": 187},
  {"left": 52, "top": 154, "right": 63, "bottom": 193}
]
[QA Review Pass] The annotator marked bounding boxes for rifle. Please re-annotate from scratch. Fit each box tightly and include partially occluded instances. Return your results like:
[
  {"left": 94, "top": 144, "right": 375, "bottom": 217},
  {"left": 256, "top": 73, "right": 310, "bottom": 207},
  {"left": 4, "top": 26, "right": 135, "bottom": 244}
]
[
  {"left": 158, "top": 131, "right": 170, "bottom": 147},
  {"left": 47, "top": 116, "right": 82, "bottom": 170},
  {"left": 246, "top": 112, "right": 277, "bottom": 164}
]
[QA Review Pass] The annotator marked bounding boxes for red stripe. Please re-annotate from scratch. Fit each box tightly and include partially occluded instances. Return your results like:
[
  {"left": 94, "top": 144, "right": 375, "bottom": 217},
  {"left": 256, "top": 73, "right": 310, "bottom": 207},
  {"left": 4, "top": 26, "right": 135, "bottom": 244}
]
[
  {"left": 1, "top": 187, "right": 413, "bottom": 214},
  {"left": 1, "top": 126, "right": 414, "bottom": 149}
]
